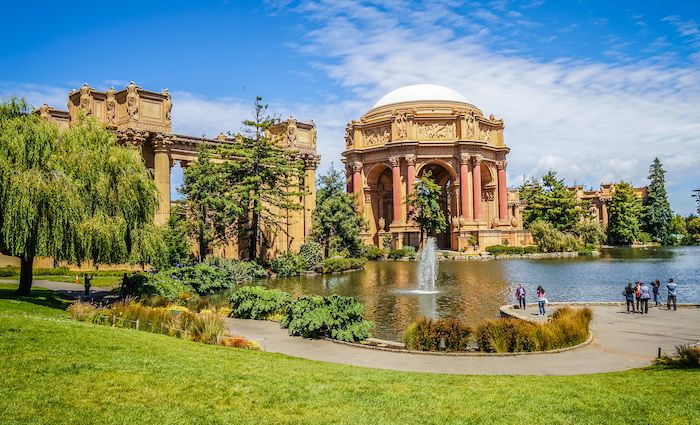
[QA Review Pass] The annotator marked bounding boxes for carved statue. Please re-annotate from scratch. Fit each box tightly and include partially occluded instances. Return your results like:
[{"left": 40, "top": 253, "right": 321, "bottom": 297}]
[
  {"left": 309, "top": 120, "right": 317, "bottom": 146},
  {"left": 106, "top": 87, "right": 116, "bottom": 125},
  {"left": 162, "top": 88, "right": 172, "bottom": 122},
  {"left": 126, "top": 82, "right": 139, "bottom": 120},
  {"left": 395, "top": 111, "right": 408, "bottom": 139},
  {"left": 465, "top": 113, "right": 478, "bottom": 138},
  {"left": 287, "top": 116, "right": 297, "bottom": 146},
  {"left": 79, "top": 83, "right": 91, "bottom": 115},
  {"left": 345, "top": 122, "right": 354, "bottom": 147},
  {"left": 39, "top": 104, "right": 50, "bottom": 119}
]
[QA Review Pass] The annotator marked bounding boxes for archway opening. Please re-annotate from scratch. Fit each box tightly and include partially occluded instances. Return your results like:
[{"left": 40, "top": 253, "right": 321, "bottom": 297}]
[{"left": 417, "top": 163, "right": 455, "bottom": 249}]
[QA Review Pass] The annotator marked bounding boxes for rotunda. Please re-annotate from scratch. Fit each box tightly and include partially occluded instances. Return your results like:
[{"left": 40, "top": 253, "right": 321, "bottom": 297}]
[{"left": 342, "top": 84, "right": 531, "bottom": 251}]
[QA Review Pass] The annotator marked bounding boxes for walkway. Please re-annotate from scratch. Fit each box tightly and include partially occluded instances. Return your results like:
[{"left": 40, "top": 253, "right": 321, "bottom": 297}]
[
  {"left": 0, "top": 279, "right": 113, "bottom": 300},
  {"left": 226, "top": 304, "right": 700, "bottom": 375}
]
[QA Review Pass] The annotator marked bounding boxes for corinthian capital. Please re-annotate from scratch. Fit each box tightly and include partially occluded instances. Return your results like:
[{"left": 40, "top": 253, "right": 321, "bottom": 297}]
[
  {"left": 352, "top": 161, "right": 363, "bottom": 173},
  {"left": 471, "top": 154, "right": 483, "bottom": 166},
  {"left": 303, "top": 154, "right": 321, "bottom": 171},
  {"left": 496, "top": 160, "right": 508, "bottom": 171},
  {"left": 152, "top": 133, "right": 172, "bottom": 153},
  {"left": 460, "top": 153, "right": 471, "bottom": 165},
  {"left": 404, "top": 154, "right": 416, "bottom": 166},
  {"left": 388, "top": 156, "right": 401, "bottom": 168}
]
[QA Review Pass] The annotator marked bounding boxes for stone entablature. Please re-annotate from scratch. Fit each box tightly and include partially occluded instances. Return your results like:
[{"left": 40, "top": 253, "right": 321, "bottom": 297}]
[
  {"left": 345, "top": 100, "right": 505, "bottom": 150},
  {"left": 37, "top": 83, "right": 320, "bottom": 260}
]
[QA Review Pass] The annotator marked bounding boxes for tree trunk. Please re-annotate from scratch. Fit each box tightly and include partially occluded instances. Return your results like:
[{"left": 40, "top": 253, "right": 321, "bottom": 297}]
[
  {"left": 17, "top": 256, "right": 34, "bottom": 296},
  {"left": 249, "top": 208, "right": 259, "bottom": 262}
]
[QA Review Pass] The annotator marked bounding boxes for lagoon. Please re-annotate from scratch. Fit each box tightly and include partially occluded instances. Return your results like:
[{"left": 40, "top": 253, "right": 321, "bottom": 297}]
[{"left": 263, "top": 246, "right": 700, "bottom": 341}]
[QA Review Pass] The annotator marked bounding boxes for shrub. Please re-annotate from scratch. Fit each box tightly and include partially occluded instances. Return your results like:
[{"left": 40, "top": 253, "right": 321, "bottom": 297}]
[
  {"left": 382, "top": 234, "right": 393, "bottom": 250},
  {"left": 404, "top": 317, "right": 471, "bottom": 352},
  {"left": 475, "top": 307, "right": 592, "bottom": 353},
  {"left": 141, "top": 271, "right": 191, "bottom": 300},
  {"left": 403, "top": 245, "right": 417, "bottom": 260},
  {"left": 67, "top": 300, "right": 98, "bottom": 321},
  {"left": 220, "top": 336, "right": 262, "bottom": 350},
  {"left": 388, "top": 249, "right": 405, "bottom": 260},
  {"left": 485, "top": 245, "right": 539, "bottom": 256},
  {"left": 270, "top": 252, "right": 305, "bottom": 277},
  {"left": 529, "top": 220, "right": 582, "bottom": 252},
  {"left": 320, "top": 257, "right": 366, "bottom": 273},
  {"left": 363, "top": 245, "right": 385, "bottom": 260},
  {"left": 204, "top": 257, "right": 267, "bottom": 281},
  {"left": 229, "top": 286, "right": 292, "bottom": 319},
  {"left": 189, "top": 313, "right": 227, "bottom": 344},
  {"left": 571, "top": 221, "right": 606, "bottom": 246},
  {"left": 299, "top": 242, "right": 325, "bottom": 271},
  {"left": 281, "top": 295, "right": 373, "bottom": 342}
]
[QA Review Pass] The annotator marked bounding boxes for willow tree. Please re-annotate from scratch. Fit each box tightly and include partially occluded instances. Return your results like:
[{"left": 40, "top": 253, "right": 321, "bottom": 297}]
[
  {"left": 0, "top": 98, "right": 158, "bottom": 295},
  {"left": 406, "top": 173, "right": 447, "bottom": 247}
]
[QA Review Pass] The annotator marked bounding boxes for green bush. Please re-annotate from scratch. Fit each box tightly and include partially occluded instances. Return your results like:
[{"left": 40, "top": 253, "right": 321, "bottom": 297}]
[
  {"left": 403, "top": 245, "right": 417, "bottom": 260},
  {"left": 204, "top": 257, "right": 267, "bottom": 280},
  {"left": 571, "top": 221, "right": 606, "bottom": 246},
  {"left": 281, "top": 295, "right": 373, "bottom": 342},
  {"left": 529, "top": 220, "right": 582, "bottom": 252},
  {"left": 229, "top": 286, "right": 292, "bottom": 320},
  {"left": 363, "top": 245, "right": 385, "bottom": 260},
  {"left": 320, "top": 257, "right": 366, "bottom": 273},
  {"left": 387, "top": 246, "right": 417, "bottom": 260},
  {"left": 0, "top": 266, "right": 17, "bottom": 277},
  {"left": 141, "top": 271, "right": 191, "bottom": 300},
  {"left": 475, "top": 307, "right": 592, "bottom": 353},
  {"left": 270, "top": 253, "right": 305, "bottom": 277},
  {"left": 299, "top": 242, "right": 325, "bottom": 271},
  {"left": 485, "top": 245, "right": 539, "bottom": 256},
  {"left": 404, "top": 317, "right": 471, "bottom": 352}
]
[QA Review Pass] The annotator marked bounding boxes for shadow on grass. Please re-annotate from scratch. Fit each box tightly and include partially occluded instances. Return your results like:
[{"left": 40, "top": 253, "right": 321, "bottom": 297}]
[{"left": 0, "top": 286, "right": 70, "bottom": 310}]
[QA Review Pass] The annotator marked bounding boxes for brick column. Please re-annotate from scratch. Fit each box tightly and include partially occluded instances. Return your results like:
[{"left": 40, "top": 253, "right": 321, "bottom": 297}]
[
  {"left": 352, "top": 161, "right": 363, "bottom": 209},
  {"left": 471, "top": 155, "right": 482, "bottom": 220},
  {"left": 152, "top": 134, "right": 172, "bottom": 226},
  {"left": 405, "top": 154, "right": 416, "bottom": 219},
  {"left": 389, "top": 156, "right": 402, "bottom": 224},
  {"left": 459, "top": 153, "right": 470, "bottom": 220},
  {"left": 496, "top": 160, "right": 508, "bottom": 221}
]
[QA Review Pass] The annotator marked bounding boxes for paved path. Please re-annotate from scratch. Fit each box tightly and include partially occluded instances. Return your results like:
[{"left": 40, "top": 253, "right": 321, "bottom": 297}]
[
  {"left": 226, "top": 303, "right": 700, "bottom": 375},
  {"left": 0, "top": 279, "right": 114, "bottom": 300}
]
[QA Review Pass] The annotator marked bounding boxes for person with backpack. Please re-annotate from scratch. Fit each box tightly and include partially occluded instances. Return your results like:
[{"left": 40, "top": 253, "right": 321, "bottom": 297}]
[
  {"left": 623, "top": 283, "right": 635, "bottom": 313},
  {"left": 536, "top": 286, "right": 546, "bottom": 316},
  {"left": 652, "top": 280, "right": 661, "bottom": 307},
  {"left": 667, "top": 278, "right": 678, "bottom": 311},
  {"left": 639, "top": 281, "right": 651, "bottom": 314},
  {"left": 515, "top": 284, "right": 526, "bottom": 310}
]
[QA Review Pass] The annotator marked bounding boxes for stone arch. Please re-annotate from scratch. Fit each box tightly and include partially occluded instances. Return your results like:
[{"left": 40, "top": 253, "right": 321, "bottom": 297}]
[
  {"left": 416, "top": 161, "right": 457, "bottom": 249},
  {"left": 416, "top": 158, "right": 457, "bottom": 184},
  {"left": 365, "top": 163, "right": 394, "bottom": 244}
]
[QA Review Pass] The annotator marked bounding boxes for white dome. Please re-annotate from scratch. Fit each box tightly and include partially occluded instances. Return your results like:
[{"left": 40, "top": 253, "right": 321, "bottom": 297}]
[{"left": 372, "top": 84, "right": 469, "bottom": 109}]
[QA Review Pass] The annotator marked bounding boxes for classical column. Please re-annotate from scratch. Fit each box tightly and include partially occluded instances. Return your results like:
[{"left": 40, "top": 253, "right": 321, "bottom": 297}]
[
  {"left": 496, "top": 160, "right": 508, "bottom": 221},
  {"left": 352, "top": 161, "right": 363, "bottom": 209},
  {"left": 389, "top": 156, "right": 402, "bottom": 224},
  {"left": 303, "top": 154, "right": 321, "bottom": 240},
  {"left": 152, "top": 134, "right": 172, "bottom": 226},
  {"left": 345, "top": 166, "right": 353, "bottom": 193},
  {"left": 459, "top": 153, "right": 470, "bottom": 220},
  {"left": 471, "top": 155, "right": 483, "bottom": 220},
  {"left": 405, "top": 154, "right": 416, "bottom": 219}
]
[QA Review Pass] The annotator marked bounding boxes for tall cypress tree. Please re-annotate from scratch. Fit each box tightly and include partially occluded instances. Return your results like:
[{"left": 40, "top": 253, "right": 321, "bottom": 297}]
[
  {"left": 642, "top": 158, "right": 673, "bottom": 244},
  {"left": 608, "top": 182, "right": 643, "bottom": 245}
]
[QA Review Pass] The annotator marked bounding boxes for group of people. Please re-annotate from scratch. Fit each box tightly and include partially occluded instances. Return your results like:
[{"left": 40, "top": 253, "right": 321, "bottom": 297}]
[
  {"left": 515, "top": 284, "right": 548, "bottom": 316},
  {"left": 623, "top": 278, "right": 678, "bottom": 314}
]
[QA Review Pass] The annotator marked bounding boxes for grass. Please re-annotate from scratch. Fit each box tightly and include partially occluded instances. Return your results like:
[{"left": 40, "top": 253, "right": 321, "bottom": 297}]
[{"left": 0, "top": 285, "right": 698, "bottom": 424}]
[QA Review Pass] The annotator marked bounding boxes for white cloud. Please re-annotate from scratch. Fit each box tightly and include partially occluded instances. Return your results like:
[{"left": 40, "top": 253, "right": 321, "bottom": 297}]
[{"left": 283, "top": 0, "right": 700, "bottom": 213}]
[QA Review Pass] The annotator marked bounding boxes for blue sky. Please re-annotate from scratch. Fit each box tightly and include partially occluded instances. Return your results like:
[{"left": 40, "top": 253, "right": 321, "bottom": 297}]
[{"left": 2, "top": 0, "right": 699, "bottom": 213}]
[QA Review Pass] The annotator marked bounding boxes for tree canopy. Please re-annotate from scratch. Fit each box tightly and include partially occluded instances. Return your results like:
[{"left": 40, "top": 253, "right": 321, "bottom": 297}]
[
  {"left": 607, "top": 182, "right": 643, "bottom": 245},
  {"left": 406, "top": 173, "right": 447, "bottom": 246},
  {"left": 642, "top": 158, "right": 673, "bottom": 244},
  {"left": 312, "top": 165, "right": 365, "bottom": 257},
  {"left": 0, "top": 98, "right": 159, "bottom": 294},
  {"left": 519, "top": 171, "right": 588, "bottom": 231}
]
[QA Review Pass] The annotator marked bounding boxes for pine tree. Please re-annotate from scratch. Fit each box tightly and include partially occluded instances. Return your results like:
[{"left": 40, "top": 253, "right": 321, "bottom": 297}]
[
  {"left": 519, "top": 171, "right": 589, "bottom": 231},
  {"left": 312, "top": 165, "right": 365, "bottom": 257},
  {"left": 406, "top": 173, "right": 447, "bottom": 247},
  {"left": 0, "top": 98, "right": 158, "bottom": 294},
  {"left": 607, "top": 182, "right": 643, "bottom": 245},
  {"left": 642, "top": 158, "right": 673, "bottom": 244}
]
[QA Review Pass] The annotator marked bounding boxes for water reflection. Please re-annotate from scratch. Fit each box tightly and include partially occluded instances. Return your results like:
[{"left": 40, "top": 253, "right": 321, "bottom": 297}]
[{"left": 261, "top": 246, "right": 700, "bottom": 341}]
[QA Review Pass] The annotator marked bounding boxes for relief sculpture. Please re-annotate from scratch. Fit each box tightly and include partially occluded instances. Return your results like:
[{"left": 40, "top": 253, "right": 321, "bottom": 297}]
[
  {"left": 417, "top": 121, "right": 455, "bottom": 139},
  {"left": 364, "top": 125, "right": 391, "bottom": 146}
]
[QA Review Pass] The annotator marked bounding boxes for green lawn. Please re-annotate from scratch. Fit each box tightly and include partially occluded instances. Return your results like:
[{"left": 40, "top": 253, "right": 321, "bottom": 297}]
[{"left": 0, "top": 285, "right": 698, "bottom": 425}]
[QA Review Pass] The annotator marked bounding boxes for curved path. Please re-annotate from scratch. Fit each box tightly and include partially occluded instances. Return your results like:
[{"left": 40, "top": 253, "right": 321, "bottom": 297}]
[{"left": 226, "top": 303, "right": 700, "bottom": 375}]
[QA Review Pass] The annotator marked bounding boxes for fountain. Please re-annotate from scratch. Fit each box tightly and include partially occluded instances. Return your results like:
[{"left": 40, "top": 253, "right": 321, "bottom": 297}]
[{"left": 416, "top": 237, "right": 439, "bottom": 294}]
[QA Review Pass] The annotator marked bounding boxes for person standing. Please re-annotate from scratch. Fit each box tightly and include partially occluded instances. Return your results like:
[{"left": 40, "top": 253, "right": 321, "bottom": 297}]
[
  {"left": 623, "top": 283, "right": 635, "bottom": 313},
  {"left": 83, "top": 274, "right": 92, "bottom": 297},
  {"left": 536, "top": 286, "right": 546, "bottom": 316},
  {"left": 652, "top": 280, "right": 661, "bottom": 307},
  {"left": 634, "top": 282, "right": 641, "bottom": 313},
  {"left": 667, "top": 278, "right": 677, "bottom": 311},
  {"left": 639, "top": 281, "right": 651, "bottom": 314},
  {"left": 515, "top": 284, "right": 526, "bottom": 310}
]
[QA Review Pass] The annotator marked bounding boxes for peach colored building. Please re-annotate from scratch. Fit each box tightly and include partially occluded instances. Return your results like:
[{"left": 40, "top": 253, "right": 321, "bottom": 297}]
[
  {"left": 569, "top": 184, "right": 648, "bottom": 230},
  {"left": 342, "top": 85, "right": 532, "bottom": 251}
]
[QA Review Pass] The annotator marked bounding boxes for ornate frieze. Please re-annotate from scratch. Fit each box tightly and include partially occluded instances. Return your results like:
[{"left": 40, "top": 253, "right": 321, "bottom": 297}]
[
  {"left": 479, "top": 125, "right": 493, "bottom": 144},
  {"left": 417, "top": 121, "right": 456, "bottom": 140},
  {"left": 364, "top": 125, "right": 391, "bottom": 146},
  {"left": 394, "top": 111, "right": 409, "bottom": 140}
]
